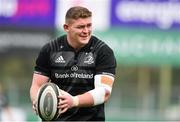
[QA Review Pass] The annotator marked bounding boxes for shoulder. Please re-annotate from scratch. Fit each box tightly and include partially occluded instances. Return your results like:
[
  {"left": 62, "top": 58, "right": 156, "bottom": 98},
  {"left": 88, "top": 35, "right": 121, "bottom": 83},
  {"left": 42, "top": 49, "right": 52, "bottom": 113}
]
[
  {"left": 39, "top": 42, "right": 51, "bottom": 53},
  {"left": 42, "top": 35, "right": 66, "bottom": 52},
  {"left": 91, "top": 35, "right": 113, "bottom": 54}
]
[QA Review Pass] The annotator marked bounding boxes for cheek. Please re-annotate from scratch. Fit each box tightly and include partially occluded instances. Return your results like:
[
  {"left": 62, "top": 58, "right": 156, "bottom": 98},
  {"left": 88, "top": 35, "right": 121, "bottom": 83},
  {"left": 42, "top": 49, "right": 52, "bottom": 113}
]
[
  {"left": 69, "top": 31, "right": 80, "bottom": 40},
  {"left": 69, "top": 30, "right": 76, "bottom": 36},
  {"left": 70, "top": 29, "right": 80, "bottom": 35}
]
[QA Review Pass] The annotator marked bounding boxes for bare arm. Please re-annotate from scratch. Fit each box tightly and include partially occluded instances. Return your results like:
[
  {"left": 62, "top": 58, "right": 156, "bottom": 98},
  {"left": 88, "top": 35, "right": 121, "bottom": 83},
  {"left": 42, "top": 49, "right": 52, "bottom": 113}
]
[
  {"left": 76, "top": 88, "right": 110, "bottom": 107},
  {"left": 77, "top": 74, "right": 114, "bottom": 107},
  {"left": 30, "top": 73, "right": 49, "bottom": 110}
]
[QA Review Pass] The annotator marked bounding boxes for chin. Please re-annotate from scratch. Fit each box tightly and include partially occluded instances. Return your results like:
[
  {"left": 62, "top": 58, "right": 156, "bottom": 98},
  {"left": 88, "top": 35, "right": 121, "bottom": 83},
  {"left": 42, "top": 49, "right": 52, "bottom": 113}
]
[
  {"left": 80, "top": 38, "right": 90, "bottom": 44},
  {"left": 83, "top": 39, "right": 90, "bottom": 44}
]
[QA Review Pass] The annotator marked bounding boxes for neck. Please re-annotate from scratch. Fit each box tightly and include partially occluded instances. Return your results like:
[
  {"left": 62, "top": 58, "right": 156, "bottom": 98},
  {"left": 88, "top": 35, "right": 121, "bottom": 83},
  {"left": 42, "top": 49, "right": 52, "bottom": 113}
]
[{"left": 67, "top": 36, "right": 82, "bottom": 51}]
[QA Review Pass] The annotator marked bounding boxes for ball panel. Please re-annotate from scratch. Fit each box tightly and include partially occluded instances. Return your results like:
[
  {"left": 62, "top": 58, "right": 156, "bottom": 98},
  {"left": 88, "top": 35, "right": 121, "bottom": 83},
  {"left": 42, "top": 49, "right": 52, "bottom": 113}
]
[
  {"left": 44, "top": 92, "right": 53, "bottom": 116},
  {"left": 48, "top": 83, "right": 61, "bottom": 120},
  {"left": 39, "top": 86, "right": 58, "bottom": 120},
  {"left": 36, "top": 83, "right": 61, "bottom": 121}
]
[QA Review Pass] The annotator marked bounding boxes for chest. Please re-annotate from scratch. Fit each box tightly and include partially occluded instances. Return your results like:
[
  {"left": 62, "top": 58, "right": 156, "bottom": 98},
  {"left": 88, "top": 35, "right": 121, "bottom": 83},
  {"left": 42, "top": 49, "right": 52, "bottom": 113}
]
[{"left": 50, "top": 51, "right": 96, "bottom": 67}]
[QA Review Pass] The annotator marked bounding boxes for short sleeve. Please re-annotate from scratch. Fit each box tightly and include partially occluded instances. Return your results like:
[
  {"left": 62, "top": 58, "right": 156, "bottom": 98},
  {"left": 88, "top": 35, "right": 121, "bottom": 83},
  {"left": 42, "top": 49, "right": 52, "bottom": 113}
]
[
  {"left": 95, "top": 44, "right": 117, "bottom": 76},
  {"left": 34, "top": 43, "right": 51, "bottom": 77}
]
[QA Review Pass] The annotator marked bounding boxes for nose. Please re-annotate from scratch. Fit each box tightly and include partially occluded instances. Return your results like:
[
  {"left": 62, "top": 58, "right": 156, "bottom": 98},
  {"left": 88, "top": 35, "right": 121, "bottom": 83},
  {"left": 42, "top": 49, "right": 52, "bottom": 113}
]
[{"left": 82, "top": 27, "right": 89, "bottom": 33}]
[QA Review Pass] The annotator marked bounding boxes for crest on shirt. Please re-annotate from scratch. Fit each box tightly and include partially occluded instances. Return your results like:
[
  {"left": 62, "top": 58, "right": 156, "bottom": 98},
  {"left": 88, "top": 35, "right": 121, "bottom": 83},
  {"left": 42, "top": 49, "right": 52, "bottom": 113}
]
[{"left": 84, "top": 52, "right": 94, "bottom": 64}]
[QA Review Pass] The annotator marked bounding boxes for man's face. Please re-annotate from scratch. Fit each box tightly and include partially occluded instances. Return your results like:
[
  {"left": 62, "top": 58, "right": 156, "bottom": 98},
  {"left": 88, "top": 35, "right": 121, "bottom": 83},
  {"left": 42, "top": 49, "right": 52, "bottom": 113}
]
[{"left": 64, "top": 17, "right": 92, "bottom": 49}]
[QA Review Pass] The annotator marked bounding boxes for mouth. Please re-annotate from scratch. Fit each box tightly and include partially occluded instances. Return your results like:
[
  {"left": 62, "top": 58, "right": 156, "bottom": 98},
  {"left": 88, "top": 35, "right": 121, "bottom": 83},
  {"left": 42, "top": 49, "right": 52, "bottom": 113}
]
[{"left": 80, "top": 35, "right": 89, "bottom": 40}]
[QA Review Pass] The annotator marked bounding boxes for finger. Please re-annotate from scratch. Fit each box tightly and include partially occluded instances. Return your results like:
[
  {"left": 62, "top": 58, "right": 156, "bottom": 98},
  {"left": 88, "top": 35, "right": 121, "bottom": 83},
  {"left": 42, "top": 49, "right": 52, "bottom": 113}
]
[
  {"left": 32, "top": 105, "right": 38, "bottom": 115},
  {"left": 58, "top": 101, "right": 68, "bottom": 109},
  {"left": 59, "top": 103, "right": 68, "bottom": 109},
  {"left": 58, "top": 96, "right": 66, "bottom": 104},
  {"left": 59, "top": 100, "right": 68, "bottom": 105},
  {"left": 58, "top": 95, "right": 66, "bottom": 99},
  {"left": 35, "top": 110, "right": 39, "bottom": 115},
  {"left": 60, "top": 107, "right": 68, "bottom": 114},
  {"left": 32, "top": 104, "right": 36, "bottom": 111},
  {"left": 60, "top": 90, "right": 71, "bottom": 96},
  {"left": 60, "top": 90, "right": 66, "bottom": 95}
]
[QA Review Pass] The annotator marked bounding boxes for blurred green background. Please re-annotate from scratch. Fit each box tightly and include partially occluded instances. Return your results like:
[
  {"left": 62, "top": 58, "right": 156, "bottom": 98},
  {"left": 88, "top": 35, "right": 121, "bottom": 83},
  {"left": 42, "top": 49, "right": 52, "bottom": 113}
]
[{"left": 1, "top": 0, "right": 180, "bottom": 122}]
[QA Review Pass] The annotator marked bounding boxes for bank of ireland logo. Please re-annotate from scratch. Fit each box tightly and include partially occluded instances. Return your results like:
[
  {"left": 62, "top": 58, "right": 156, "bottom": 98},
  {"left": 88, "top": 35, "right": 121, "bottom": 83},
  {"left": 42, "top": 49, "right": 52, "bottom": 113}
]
[
  {"left": 84, "top": 52, "right": 94, "bottom": 64},
  {"left": 71, "top": 65, "right": 78, "bottom": 71},
  {"left": 55, "top": 56, "right": 65, "bottom": 63}
]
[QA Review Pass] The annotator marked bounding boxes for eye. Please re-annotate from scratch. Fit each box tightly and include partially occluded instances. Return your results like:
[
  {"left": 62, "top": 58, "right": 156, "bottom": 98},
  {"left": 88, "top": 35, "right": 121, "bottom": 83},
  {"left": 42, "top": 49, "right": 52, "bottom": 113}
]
[
  {"left": 76, "top": 24, "right": 92, "bottom": 29},
  {"left": 76, "top": 25, "right": 85, "bottom": 29},
  {"left": 87, "top": 24, "right": 92, "bottom": 28}
]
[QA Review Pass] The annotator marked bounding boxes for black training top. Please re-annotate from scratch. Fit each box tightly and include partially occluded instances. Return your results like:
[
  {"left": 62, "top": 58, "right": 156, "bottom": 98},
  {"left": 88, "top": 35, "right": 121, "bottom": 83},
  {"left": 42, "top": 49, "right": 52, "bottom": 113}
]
[{"left": 34, "top": 35, "right": 116, "bottom": 121}]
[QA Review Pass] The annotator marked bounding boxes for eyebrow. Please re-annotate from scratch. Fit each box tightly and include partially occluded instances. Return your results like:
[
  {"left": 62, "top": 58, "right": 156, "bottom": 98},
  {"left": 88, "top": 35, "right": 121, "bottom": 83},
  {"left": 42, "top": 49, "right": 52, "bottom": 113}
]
[{"left": 76, "top": 23, "right": 92, "bottom": 28}]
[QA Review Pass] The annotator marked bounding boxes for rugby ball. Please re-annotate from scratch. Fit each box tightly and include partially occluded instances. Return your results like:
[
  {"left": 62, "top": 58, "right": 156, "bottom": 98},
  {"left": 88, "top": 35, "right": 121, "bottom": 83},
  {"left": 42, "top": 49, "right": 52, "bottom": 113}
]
[{"left": 36, "top": 82, "right": 61, "bottom": 121}]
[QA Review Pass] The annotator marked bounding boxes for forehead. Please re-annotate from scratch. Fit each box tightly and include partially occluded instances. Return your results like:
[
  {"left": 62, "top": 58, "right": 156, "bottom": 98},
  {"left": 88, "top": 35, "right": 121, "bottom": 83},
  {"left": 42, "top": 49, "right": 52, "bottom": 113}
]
[{"left": 69, "top": 17, "right": 92, "bottom": 25}]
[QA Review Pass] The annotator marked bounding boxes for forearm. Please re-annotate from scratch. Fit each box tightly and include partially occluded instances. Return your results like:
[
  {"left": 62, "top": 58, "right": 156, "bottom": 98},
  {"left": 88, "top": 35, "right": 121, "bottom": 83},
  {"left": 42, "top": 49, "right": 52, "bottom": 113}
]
[
  {"left": 30, "top": 85, "right": 39, "bottom": 102},
  {"left": 73, "top": 74, "right": 114, "bottom": 107},
  {"left": 74, "top": 88, "right": 110, "bottom": 107},
  {"left": 59, "top": 87, "right": 110, "bottom": 113},
  {"left": 30, "top": 73, "right": 49, "bottom": 103},
  {"left": 76, "top": 92, "right": 94, "bottom": 107}
]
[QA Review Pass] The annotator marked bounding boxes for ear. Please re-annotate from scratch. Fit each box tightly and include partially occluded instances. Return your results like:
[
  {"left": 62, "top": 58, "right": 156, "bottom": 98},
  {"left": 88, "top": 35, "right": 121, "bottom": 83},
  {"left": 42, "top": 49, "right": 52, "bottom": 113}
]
[{"left": 63, "top": 24, "right": 69, "bottom": 32}]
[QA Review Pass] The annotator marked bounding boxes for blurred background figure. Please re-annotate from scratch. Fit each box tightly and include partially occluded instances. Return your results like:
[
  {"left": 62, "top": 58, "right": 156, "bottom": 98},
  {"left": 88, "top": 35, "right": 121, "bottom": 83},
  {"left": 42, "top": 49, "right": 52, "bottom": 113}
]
[
  {"left": 0, "top": 84, "right": 8, "bottom": 121},
  {"left": 0, "top": 83, "right": 26, "bottom": 122}
]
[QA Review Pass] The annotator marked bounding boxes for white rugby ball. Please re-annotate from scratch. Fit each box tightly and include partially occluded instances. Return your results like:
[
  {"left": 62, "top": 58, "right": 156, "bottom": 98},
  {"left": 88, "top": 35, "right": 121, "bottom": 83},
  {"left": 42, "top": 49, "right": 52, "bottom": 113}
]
[{"left": 36, "top": 82, "right": 61, "bottom": 121}]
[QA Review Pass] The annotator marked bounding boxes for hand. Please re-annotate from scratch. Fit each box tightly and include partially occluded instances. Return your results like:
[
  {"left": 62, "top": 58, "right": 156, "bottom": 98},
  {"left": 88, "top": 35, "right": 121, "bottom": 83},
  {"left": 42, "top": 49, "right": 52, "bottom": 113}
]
[
  {"left": 32, "top": 100, "right": 38, "bottom": 115},
  {"left": 58, "top": 90, "right": 78, "bottom": 114}
]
